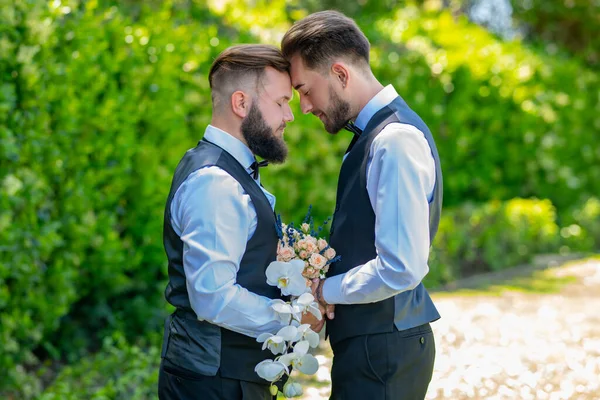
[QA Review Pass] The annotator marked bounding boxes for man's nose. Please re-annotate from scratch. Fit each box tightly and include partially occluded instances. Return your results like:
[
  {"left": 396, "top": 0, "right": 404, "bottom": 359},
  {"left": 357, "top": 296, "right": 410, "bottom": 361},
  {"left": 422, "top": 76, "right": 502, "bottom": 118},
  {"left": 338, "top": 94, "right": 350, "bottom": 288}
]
[
  {"left": 284, "top": 104, "right": 294, "bottom": 123},
  {"left": 300, "top": 96, "right": 313, "bottom": 114}
]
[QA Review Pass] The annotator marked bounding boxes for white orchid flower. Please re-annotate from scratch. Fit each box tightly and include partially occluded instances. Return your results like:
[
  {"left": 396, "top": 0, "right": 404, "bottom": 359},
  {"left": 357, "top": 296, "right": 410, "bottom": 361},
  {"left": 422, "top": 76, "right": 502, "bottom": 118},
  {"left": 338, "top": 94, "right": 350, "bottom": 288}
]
[
  {"left": 293, "top": 339, "right": 310, "bottom": 355},
  {"left": 266, "top": 260, "right": 307, "bottom": 296},
  {"left": 270, "top": 299, "right": 295, "bottom": 325},
  {"left": 283, "top": 381, "right": 303, "bottom": 397},
  {"left": 256, "top": 333, "right": 286, "bottom": 355},
  {"left": 255, "top": 359, "right": 288, "bottom": 382},
  {"left": 292, "top": 292, "right": 322, "bottom": 321},
  {"left": 279, "top": 352, "right": 319, "bottom": 375},
  {"left": 276, "top": 325, "right": 299, "bottom": 341},
  {"left": 295, "top": 324, "right": 320, "bottom": 348},
  {"left": 278, "top": 341, "right": 319, "bottom": 375},
  {"left": 256, "top": 325, "right": 299, "bottom": 355}
]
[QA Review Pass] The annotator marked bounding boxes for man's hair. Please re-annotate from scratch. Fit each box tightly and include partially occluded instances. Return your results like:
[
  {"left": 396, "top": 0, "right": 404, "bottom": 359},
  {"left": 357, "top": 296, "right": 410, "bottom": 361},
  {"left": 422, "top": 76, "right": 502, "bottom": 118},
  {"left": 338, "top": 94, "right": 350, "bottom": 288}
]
[
  {"left": 281, "top": 10, "right": 370, "bottom": 71},
  {"left": 209, "top": 44, "right": 290, "bottom": 109}
]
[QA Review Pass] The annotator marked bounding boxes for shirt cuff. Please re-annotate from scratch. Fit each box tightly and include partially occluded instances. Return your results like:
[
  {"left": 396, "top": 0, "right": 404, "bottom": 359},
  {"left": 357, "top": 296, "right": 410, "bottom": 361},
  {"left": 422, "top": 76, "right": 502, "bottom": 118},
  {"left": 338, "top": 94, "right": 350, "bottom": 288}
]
[{"left": 322, "top": 274, "right": 346, "bottom": 305}]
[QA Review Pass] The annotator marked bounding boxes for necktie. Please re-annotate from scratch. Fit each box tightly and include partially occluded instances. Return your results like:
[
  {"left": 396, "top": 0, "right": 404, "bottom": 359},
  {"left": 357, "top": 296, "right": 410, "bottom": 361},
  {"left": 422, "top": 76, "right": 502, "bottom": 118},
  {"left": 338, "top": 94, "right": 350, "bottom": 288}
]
[{"left": 250, "top": 159, "right": 269, "bottom": 180}]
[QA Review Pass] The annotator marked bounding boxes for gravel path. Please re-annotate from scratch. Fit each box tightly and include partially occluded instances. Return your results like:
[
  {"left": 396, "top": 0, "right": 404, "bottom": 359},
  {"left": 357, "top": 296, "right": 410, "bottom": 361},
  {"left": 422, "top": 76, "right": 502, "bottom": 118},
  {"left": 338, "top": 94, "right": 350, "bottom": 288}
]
[{"left": 296, "top": 257, "right": 600, "bottom": 400}]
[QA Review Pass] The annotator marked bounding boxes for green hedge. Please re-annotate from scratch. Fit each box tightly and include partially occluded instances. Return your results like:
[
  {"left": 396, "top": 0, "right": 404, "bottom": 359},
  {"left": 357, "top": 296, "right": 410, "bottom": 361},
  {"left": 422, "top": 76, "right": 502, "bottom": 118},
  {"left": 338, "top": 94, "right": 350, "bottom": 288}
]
[
  {"left": 559, "top": 197, "right": 600, "bottom": 253},
  {"left": 425, "top": 198, "right": 560, "bottom": 287},
  {"left": 425, "top": 196, "right": 600, "bottom": 288},
  {"left": 0, "top": 0, "right": 244, "bottom": 393},
  {"left": 366, "top": 6, "right": 600, "bottom": 211},
  {"left": 40, "top": 333, "right": 159, "bottom": 400}
]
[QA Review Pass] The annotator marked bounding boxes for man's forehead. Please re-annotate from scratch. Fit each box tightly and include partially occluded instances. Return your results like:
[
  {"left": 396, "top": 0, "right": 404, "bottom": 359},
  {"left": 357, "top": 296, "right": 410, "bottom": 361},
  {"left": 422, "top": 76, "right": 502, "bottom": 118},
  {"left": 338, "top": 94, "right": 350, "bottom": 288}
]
[
  {"left": 261, "top": 68, "right": 292, "bottom": 97},
  {"left": 262, "top": 67, "right": 290, "bottom": 85},
  {"left": 289, "top": 55, "right": 309, "bottom": 86}
]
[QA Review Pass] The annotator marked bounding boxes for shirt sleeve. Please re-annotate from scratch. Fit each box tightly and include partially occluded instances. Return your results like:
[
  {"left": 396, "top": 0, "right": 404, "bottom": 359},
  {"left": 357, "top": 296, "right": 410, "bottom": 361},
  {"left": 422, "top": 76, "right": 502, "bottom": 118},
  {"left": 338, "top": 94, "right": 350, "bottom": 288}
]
[
  {"left": 170, "top": 166, "right": 286, "bottom": 337},
  {"left": 323, "top": 123, "right": 436, "bottom": 305}
]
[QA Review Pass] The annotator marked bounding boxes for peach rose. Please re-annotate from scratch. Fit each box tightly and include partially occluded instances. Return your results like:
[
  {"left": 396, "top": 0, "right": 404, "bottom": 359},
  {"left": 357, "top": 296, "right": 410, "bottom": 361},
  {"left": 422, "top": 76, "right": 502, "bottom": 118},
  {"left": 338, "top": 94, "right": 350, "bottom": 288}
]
[
  {"left": 296, "top": 239, "right": 308, "bottom": 250},
  {"left": 304, "top": 267, "right": 321, "bottom": 280},
  {"left": 305, "top": 241, "right": 317, "bottom": 254},
  {"left": 301, "top": 223, "right": 310, "bottom": 233},
  {"left": 309, "top": 253, "right": 327, "bottom": 269},
  {"left": 324, "top": 248, "right": 336, "bottom": 260},
  {"left": 299, "top": 250, "right": 309, "bottom": 259},
  {"left": 306, "top": 236, "right": 318, "bottom": 245},
  {"left": 278, "top": 245, "right": 295, "bottom": 262},
  {"left": 303, "top": 266, "right": 315, "bottom": 278},
  {"left": 317, "top": 239, "right": 328, "bottom": 251}
]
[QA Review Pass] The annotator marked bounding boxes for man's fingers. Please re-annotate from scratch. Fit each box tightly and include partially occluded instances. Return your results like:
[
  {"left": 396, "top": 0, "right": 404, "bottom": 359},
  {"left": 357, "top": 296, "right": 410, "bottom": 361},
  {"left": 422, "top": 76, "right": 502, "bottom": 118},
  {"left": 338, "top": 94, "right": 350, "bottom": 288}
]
[
  {"left": 311, "top": 320, "right": 325, "bottom": 333},
  {"left": 310, "top": 279, "right": 319, "bottom": 294},
  {"left": 326, "top": 304, "right": 335, "bottom": 319}
]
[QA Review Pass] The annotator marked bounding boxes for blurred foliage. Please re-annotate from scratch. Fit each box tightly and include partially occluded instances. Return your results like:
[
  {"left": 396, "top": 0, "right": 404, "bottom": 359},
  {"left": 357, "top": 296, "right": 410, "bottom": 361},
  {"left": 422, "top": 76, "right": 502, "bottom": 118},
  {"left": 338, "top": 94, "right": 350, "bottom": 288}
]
[
  {"left": 39, "top": 333, "right": 159, "bottom": 400},
  {"left": 0, "top": 0, "right": 598, "bottom": 396},
  {"left": 510, "top": 0, "right": 600, "bottom": 69},
  {"left": 1, "top": 0, "right": 247, "bottom": 393},
  {"left": 560, "top": 197, "right": 600, "bottom": 253},
  {"left": 426, "top": 198, "right": 560, "bottom": 286},
  {"left": 426, "top": 196, "right": 600, "bottom": 287},
  {"left": 431, "top": 0, "right": 599, "bottom": 68},
  {"left": 367, "top": 5, "right": 599, "bottom": 210}
]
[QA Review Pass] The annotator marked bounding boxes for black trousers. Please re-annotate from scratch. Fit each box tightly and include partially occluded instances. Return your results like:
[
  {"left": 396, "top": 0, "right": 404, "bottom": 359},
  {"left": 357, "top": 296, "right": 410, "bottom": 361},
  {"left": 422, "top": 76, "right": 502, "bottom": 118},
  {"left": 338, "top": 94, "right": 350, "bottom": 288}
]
[
  {"left": 158, "top": 359, "right": 273, "bottom": 400},
  {"left": 330, "top": 323, "right": 435, "bottom": 400}
]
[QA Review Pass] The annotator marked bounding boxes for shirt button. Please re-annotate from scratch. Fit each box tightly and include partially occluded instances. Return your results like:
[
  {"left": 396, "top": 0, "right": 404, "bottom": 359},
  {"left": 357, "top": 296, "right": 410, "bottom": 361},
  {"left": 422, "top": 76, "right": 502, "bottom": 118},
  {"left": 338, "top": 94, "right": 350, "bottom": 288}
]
[{"left": 420, "top": 337, "right": 425, "bottom": 344}]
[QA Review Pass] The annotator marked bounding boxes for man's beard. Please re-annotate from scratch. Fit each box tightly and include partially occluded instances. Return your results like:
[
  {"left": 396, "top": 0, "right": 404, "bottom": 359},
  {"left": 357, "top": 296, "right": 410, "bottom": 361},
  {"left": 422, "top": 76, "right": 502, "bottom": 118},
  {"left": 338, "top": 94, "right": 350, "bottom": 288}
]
[
  {"left": 241, "top": 102, "right": 288, "bottom": 164},
  {"left": 322, "top": 84, "right": 352, "bottom": 134}
]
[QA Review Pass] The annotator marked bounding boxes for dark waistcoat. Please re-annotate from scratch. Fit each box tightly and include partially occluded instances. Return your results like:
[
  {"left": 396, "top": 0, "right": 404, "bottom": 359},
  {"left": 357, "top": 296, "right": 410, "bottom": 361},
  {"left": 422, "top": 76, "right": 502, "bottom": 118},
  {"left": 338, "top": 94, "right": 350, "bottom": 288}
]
[
  {"left": 161, "top": 139, "right": 280, "bottom": 383},
  {"left": 327, "top": 96, "right": 443, "bottom": 345}
]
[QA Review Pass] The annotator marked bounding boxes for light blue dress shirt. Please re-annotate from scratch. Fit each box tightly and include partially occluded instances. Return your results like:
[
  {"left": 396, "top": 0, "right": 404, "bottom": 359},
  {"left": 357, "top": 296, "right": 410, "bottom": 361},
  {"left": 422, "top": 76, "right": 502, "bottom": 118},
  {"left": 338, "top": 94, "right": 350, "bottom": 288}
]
[
  {"left": 323, "top": 85, "right": 437, "bottom": 305},
  {"left": 170, "top": 125, "right": 285, "bottom": 338}
]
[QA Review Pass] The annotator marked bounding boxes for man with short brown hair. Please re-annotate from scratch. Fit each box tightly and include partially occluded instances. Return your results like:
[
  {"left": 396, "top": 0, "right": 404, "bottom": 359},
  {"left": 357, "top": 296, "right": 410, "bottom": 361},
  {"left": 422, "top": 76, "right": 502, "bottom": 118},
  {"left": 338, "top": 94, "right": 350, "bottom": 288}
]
[
  {"left": 158, "top": 44, "right": 314, "bottom": 400},
  {"left": 283, "top": 11, "right": 443, "bottom": 400}
]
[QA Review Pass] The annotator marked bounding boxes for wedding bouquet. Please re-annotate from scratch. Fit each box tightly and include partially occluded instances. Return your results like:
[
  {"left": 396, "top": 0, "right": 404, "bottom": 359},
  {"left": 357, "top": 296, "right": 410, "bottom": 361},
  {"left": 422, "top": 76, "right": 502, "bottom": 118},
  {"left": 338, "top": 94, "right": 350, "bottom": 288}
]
[
  {"left": 275, "top": 206, "right": 341, "bottom": 282},
  {"left": 254, "top": 207, "right": 340, "bottom": 398}
]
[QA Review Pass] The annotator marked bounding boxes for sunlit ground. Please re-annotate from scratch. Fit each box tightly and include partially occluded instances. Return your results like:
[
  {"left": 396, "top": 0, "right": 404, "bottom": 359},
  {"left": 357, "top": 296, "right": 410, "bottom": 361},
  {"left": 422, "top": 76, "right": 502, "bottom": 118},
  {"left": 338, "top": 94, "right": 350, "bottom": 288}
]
[{"left": 287, "top": 256, "right": 600, "bottom": 400}]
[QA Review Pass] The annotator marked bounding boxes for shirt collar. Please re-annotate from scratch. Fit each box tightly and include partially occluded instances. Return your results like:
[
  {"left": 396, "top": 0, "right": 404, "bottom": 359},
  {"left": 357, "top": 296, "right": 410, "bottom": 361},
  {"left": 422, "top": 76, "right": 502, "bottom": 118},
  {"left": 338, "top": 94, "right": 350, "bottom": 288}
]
[
  {"left": 354, "top": 85, "right": 399, "bottom": 131},
  {"left": 203, "top": 125, "right": 256, "bottom": 172}
]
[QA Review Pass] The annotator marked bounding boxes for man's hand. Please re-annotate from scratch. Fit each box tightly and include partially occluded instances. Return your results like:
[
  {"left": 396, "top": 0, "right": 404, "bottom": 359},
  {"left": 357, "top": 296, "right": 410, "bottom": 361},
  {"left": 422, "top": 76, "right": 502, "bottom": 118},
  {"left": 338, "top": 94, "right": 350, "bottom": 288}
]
[
  {"left": 301, "top": 310, "right": 325, "bottom": 333},
  {"left": 311, "top": 278, "right": 335, "bottom": 320}
]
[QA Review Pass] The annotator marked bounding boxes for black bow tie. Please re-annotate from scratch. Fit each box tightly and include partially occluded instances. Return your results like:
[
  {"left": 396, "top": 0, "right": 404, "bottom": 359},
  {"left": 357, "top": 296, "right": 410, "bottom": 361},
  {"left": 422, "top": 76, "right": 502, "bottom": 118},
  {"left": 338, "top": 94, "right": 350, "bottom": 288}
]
[
  {"left": 250, "top": 159, "right": 269, "bottom": 179},
  {"left": 344, "top": 122, "right": 362, "bottom": 154},
  {"left": 344, "top": 121, "right": 363, "bottom": 136}
]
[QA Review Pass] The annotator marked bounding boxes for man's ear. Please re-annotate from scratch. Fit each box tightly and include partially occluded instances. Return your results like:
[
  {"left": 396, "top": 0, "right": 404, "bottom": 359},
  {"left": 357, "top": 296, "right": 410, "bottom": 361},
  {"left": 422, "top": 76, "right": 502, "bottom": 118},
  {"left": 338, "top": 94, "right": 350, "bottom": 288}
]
[
  {"left": 231, "top": 90, "right": 250, "bottom": 118},
  {"left": 331, "top": 62, "right": 349, "bottom": 89}
]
